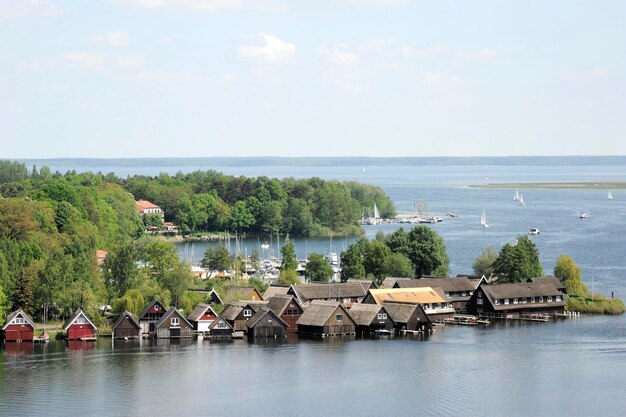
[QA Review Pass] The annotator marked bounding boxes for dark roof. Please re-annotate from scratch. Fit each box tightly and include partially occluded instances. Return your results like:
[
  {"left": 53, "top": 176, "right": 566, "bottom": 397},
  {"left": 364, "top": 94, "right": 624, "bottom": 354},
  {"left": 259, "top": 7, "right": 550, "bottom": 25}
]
[
  {"left": 382, "top": 302, "right": 430, "bottom": 324},
  {"left": 346, "top": 304, "right": 387, "bottom": 326},
  {"left": 154, "top": 307, "right": 193, "bottom": 328},
  {"left": 291, "top": 283, "right": 368, "bottom": 302},
  {"left": 186, "top": 289, "right": 224, "bottom": 304},
  {"left": 220, "top": 301, "right": 267, "bottom": 320},
  {"left": 529, "top": 277, "right": 566, "bottom": 292},
  {"left": 245, "top": 307, "right": 289, "bottom": 329},
  {"left": 394, "top": 277, "right": 476, "bottom": 293},
  {"left": 2, "top": 309, "right": 36, "bottom": 330},
  {"left": 346, "top": 279, "right": 377, "bottom": 291},
  {"left": 138, "top": 299, "right": 167, "bottom": 320},
  {"left": 208, "top": 317, "right": 233, "bottom": 331},
  {"left": 187, "top": 304, "right": 218, "bottom": 322},
  {"left": 266, "top": 295, "right": 302, "bottom": 316},
  {"left": 480, "top": 282, "right": 566, "bottom": 311},
  {"left": 296, "top": 301, "right": 352, "bottom": 327},
  {"left": 111, "top": 310, "right": 140, "bottom": 330},
  {"left": 62, "top": 309, "right": 97, "bottom": 331}
]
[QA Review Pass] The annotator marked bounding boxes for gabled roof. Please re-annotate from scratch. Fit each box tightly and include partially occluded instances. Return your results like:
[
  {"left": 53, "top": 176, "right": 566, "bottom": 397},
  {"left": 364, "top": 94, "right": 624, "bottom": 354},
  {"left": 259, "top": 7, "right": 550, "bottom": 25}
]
[
  {"left": 219, "top": 301, "right": 267, "bottom": 320},
  {"left": 296, "top": 301, "right": 353, "bottom": 327},
  {"left": 138, "top": 299, "right": 167, "bottom": 320},
  {"left": 208, "top": 317, "right": 233, "bottom": 331},
  {"left": 245, "top": 307, "right": 289, "bottom": 329},
  {"left": 366, "top": 287, "right": 447, "bottom": 305},
  {"left": 263, "top": 284, "right": 290, "bottom": 299},
  {"left": 382, "top": 302, "right": 430, "bottom": 324},
  {"left": 394, "top": 277, "right": 476, "bottom": 293},
  {"left": 346, "top": 279, "right": 377, "bottom": 291},
  {"left": 187, "top": 303, "right": 218, "bottom": 322},
  {"left": 290, "top": 283, "right": 368, "bottom": 302},
  {"left": 266, "top": 295, "right": 303, "bottom": 317},
  {"left": 135, "top": 200, "right": 162, "bottom": 211},
  {"left": 112, "top": 310, "right": 140, "bottom": 330},
  {"left": 62, "top": 309, "right": 98, "bottom": 331},
  {"left": 186, "top": 289, "right": 223, "bottom": 304},
  {"left": 479, "top": 281, "right": 565, "bottom": 310},
  {"left": 2, "top": 309, "right": 36, "bottom": 330},
  {"left": 224, "top": 286, "right": 263, "bottom": 301},
  {"left": 347, "top": 304, "right": 390, "bottom": 326},
  {"left": 528, "top": 277, "right": 566, "bottom": 292},
  {"left": 154, "top": 307, "right": 193, "bottom": 328}
]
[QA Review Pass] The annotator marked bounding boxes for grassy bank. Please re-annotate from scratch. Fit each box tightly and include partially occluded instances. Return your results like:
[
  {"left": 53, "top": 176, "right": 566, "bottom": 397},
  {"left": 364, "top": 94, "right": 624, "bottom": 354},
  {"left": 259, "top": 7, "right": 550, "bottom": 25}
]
[
  {"left": 567, "top": 294, "right": 625, "bottom": 315},
  {"left": 471, "top": 181, "right": 626, "bottom": 189}
]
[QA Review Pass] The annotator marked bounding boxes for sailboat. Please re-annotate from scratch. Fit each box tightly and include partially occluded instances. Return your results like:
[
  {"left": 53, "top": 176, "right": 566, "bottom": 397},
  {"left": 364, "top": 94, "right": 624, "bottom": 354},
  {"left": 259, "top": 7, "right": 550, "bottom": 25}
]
[
  {"left": 608, "top": 191, "right": 613, "bottom": 200},
  {"left": 519, "top": 194, "right": 526, "bottom": 206},
  {"left": 514, "top": 190, "right": 520, "bottom": 202},
  {"left": 373, "top": 203, "right": 380, "bottom": 220},
  {"left": 480, "top": 209, "right": 489, "bottom": 228}
]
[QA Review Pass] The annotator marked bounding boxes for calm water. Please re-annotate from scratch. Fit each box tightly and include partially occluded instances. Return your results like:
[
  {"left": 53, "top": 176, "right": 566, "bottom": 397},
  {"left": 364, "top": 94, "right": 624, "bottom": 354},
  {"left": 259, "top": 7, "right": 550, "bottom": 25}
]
[{"left": 2, "top": 163, "right": 626, "bottom": 416}]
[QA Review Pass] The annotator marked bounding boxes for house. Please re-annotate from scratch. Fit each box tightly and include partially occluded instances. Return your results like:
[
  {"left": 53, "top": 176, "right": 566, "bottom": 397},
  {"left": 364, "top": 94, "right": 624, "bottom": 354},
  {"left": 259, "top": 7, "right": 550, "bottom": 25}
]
[
  {"left": 154, "top": 307, "right": 194, "bottom": 339},
  {"left": 138, "top": 299, "right": 168, "bottom": 337},
  {"left": 263, "top": 284, "right": 290, "bottom": 300},
  {"left": 208, "top": 317, "right": 234, "bottom": 338},
  {"left": 288, "top": 282, "right": 369, "bottom": 305},
  {"left": 346, "top": 304, "right": 395, "bottom": 336},
  {"left": 296, "top": 301, "right": 356, "bottom": 337},
  {"left": 112, "top": 310, "right": 141, "bottom": 340},
  {"left": 63, "top": 309, "right": 97, "bottom": 340},
  {"left": 2, "top": 309, "right": 36, "bottom": 342},
  {"left": 220, "top": 301, "right": 268, "bottom": 333},
  {"left": 135, "top": 199, "right": 165, "bottom": 220},
  {"left": 363, "top": 287, "right": 455, "bottom": 321},
  {"left": 224, "top": 286, "right": 264, "bottom": 302},
  {"left": 187, "top": 303, "right": 219, "bottom": 334},
  {"left": 466, "top": 282, "right": 566, "bottom": 317},
  {"left": 529, "top": 277, "right": 567, "bottom": 295},
  {"left": 245, "top": 307, "right": 289, "bottom": 339},
  {"left": 393, "top": 276, "right": 477, "bottom": 312},
  {"left": 96, "top": 250, "right": 108, "bottom": 267},
  {"left": 382, "top": 302, "right": 432, "bottom": 333},
  {"left": 265, "top": 295, "right": 305, "bottom": 332}
]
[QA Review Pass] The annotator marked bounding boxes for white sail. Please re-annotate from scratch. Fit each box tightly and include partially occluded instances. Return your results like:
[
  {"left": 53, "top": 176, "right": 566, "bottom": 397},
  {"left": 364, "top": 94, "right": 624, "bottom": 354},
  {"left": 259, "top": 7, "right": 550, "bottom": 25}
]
[
  {"left": 480, "top": 209, "right": 488, "bottom": 228},
  {"left": 514, "top": 190, "right": 520, "bottom": 201},
  {"left": 519, "top": 194, "right": 525, "bottom": 206},
  {"left": 608, "top": 191, "right": 613, "bottom": 200},
  {"left": 373, "top": 203, "right": 380, "bottom": 219}
]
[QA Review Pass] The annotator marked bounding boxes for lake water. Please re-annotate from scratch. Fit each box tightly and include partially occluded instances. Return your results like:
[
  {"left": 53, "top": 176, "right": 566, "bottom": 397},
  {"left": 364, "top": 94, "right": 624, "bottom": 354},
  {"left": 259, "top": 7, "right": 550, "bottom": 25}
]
[{"left": 2, "top": 163, "right": 626, "bottom": 416}]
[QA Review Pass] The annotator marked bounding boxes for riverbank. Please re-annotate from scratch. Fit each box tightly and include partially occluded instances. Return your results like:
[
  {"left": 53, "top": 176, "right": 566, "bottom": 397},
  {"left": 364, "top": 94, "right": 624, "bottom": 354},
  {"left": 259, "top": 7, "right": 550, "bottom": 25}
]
[
  {"left": 471, "top": 181, "right": 626, "bottom": 189},
  {"left": 566, "top": 294, "right": 625, "bottom": 315}
]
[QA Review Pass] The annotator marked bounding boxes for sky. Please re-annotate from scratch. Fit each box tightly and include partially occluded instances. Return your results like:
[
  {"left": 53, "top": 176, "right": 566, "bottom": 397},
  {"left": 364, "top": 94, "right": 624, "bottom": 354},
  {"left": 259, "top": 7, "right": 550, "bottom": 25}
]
[{"left": 1, "top": 0, "right": 625, "bottom": 158}]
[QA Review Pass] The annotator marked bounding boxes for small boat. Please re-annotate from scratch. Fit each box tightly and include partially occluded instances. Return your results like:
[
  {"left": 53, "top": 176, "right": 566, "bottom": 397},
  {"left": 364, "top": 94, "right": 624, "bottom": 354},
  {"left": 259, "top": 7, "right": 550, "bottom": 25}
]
[
  {"left": 260, "top": 242, "right": 270, "bottom": 250},
  {"left": 580, "top": 212, "right": 588, "bottom": 219},
  {"left": 514, "top": 190, "right": 520, "bottom": 202},
  {"left": 529, "top": 228, "right": 540, "bottom": 235},
  {"left": 374, "top": 329, "right": 391, "bottom": 336},
  {"left": 519, "top": 194, "right": 526, "bottom": 206},
  {"left": 34, "top": 331, "right": 50, "bottom": 343},
  {"left": 608, "top": 191, "right": 613, "bottom": 200},
  {"left": 480, "top": 209, "right": 489, "bottom": 228}
]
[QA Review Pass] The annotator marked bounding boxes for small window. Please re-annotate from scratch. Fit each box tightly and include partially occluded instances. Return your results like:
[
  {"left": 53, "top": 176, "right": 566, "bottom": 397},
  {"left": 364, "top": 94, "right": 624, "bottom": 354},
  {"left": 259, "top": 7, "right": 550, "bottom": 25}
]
[
  {"left": 76, "top": 316, "right": 86, "bottom": 324},
  {"left": 357, "top": 297, "right": 363, "bottom": 303},
  {"left": 522, "top": 298, "right": 527, "bottom": 304},
  {"left": 504, "top": 299, "right": 510, "bottom": 305},
  {"left": 556, "top": 295, "right": 562, "bottom": 301},
  {"left": 377, "top": 313, "right": 383, "bottom": 320},
  {"left": 494, "top": 299, "right": 500, "bottom": 305},
  {"left": 172, "top": 317, "right": 180, "bottom": 326},
  {"left": 530, "top": 297, "right": 535, "bottom": 303},
  {"left": 513, "top": 298, "right": 518, "bottom": 304},
  {"left": 477, "top": 298, "right": 483, "bottom": 305},
  {"left": 539, "top": 296, "right": 544, "bottom": 303},
  {"left": 382, "top": 313, "right": 387, "bottom": 319},
  {"left": 478, "top": 291, "right": 483, "bottom": 298},
  {"left": 547, "top": 296, "right": 553, "bottom": 302},
  {"left": 218, "top": 321, "right": 226, "bottom": 328},
  {"left": 244, "top": 309, "right": 252, "bottom": 317},
  {"left": 336, "top": 314, "right": 343, "bottom": 322}
]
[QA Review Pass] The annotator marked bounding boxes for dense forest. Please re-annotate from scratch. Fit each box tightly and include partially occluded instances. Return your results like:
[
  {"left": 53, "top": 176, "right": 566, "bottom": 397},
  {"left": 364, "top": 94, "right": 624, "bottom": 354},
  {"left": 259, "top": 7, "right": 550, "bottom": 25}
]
[{"left": 0, "top": 160, "right": 395, "bottom": 323}]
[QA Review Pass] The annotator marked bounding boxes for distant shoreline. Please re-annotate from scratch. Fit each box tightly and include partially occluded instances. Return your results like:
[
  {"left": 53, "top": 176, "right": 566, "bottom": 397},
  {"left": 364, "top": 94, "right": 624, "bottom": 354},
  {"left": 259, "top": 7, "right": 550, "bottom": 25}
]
[{"left": 471, "top": 181, "right": 626, "bottom": 189}]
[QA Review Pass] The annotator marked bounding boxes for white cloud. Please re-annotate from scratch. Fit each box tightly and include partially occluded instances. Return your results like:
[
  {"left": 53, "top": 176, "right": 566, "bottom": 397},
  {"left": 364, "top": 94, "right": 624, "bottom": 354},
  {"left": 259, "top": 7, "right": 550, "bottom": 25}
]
[
  {"left": 238, "top": 34, "right": 295, "bottom": 64},
  {"left": 0, "top": 0, "right": 62, "bottom": 18},
  {"left": 419, "top": 72, "right": 463, "bottom": 87},
  {"left": 321, "top": 44, "right": 358, "bottom": 65},
  {"left": 112, "top": 56, "right": 145, "bottom": 69},
  {"left": 118, "top": 0, "right": 241, "bottom": 12},
  {"left": 64, "top": 52, "right": 106, "bottom": 67},
  {"left": 90, "top": 30, "right": 129, "bottom": 47},
  {"left": 456, "top": 48, "right": 496, "bottom": 61},
  {"left": 559, "top": 68, "right": 608, "bottom": 82},
  {"left": 402, "top": 44, "right": 448, "bottom": 60}
]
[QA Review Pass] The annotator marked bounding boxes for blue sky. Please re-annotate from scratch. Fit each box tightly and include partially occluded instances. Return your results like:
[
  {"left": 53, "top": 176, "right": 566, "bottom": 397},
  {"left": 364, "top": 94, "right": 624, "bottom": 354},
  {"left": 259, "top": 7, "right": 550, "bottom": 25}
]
[{"left": 1, "top": 0, "right": 625, "bottom": 158}]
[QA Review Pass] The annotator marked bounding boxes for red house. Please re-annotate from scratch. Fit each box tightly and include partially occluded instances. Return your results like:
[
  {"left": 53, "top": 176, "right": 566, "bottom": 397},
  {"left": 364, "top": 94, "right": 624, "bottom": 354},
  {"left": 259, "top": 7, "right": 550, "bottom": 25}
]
[
  {"left": 2, "top": 309, "right": 36, "bottom": 342},
  {"left": 63, "top": 309, "right": 97, "bottom": 340}
]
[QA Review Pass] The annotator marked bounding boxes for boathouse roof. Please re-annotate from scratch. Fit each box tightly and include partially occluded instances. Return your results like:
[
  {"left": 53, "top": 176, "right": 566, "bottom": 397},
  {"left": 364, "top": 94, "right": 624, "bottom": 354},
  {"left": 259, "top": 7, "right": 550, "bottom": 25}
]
[
  {"left": 2, "top": 309, "right": 36, "bottom": 330},
  {"left": 111, "top": 310, "right": 140, "bottom": 330}
]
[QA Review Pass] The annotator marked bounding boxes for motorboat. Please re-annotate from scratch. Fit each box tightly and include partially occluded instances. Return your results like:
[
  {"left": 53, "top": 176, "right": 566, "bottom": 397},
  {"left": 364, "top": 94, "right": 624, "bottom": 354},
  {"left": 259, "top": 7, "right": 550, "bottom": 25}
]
[
  {"left": 580, "top": 212, "right": 588, "bottom": 219},
  {"left": 529, "top": 228, "right": 540, "bottom": 235}
]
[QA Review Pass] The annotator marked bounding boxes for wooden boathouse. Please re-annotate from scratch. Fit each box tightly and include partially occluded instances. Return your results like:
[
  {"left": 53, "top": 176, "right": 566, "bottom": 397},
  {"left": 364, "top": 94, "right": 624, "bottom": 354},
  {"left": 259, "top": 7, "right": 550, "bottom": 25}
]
[
  {"left": 2, "top": 309, "right": 36, "bottom": 342},
  {"left": 63, "top": 309, "right": 97, "bottom": 340}
]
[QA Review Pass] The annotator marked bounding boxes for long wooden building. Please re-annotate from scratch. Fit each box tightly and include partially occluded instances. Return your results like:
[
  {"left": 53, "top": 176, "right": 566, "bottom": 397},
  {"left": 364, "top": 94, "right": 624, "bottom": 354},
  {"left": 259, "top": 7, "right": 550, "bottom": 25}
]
[
  {"left": 288, "top": 282, "right": 369, "bottom": 305},
  {"left": 393, "top": 276, "right": 480, "bottom": 312},
  {"left": 296, "top": 301, "right": 356, "bottom": 337},
  {"left": 363, "top": 287, "right": 455, "bottom": 321},
  {"left": 466, "top": 281, "right": 566, "bottom": 316}
]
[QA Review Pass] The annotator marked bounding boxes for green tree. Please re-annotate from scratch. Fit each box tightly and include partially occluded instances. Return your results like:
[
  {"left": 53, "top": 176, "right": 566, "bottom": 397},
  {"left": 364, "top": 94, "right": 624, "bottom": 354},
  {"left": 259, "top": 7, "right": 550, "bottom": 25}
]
[
  {"left": 363, "top": 240, "right": 391, "bottom": 282},
  {"left": 278, "top": 269, "right": 301, "bottom": 285},
  {"left": 140, "top": 239, "right": 179, "bottom": 279},
  {"left": 472, "top": 245, "right": 498, "bottom": 277},
  {"left": 385, "top": 228, "right": 411, "bottom": 257},
  {"left": 494, "top": 236, "right": 543, "bottom": 283},
  {"left": 201, "top": 246, "right": 232, "bottom": 273},
  {"left": 283, "top": 198, "right": 314, "bottom": 236},
  {"left": 0, "top": 286, "right": 8, "bottom": 326},
  {"left": 144, "top": 214, "right": 164, "bottom": 232},
  {"left": 554, "top": 255, "right": 587, "bottom": 296},
  {"left": 305, "top": 253, "right": 333, "bottom": 283},
  {"left": 406, "top": 226, "right": 449, "bottom": 277},
  {"left": 162, "top": 261, "right": 192, "bottom": 308},
  {"left": 380, "top": 253, "right": 414, "bottom": 281},
  {"left": 112, "top": 289, "right": 145, "bottom": 315},
  {"left": 281, "top": 239, "right": 298, "bottom": 272},
  {"left": 103, "top": 243, "right": 140, "bottom": 297},
  {"left": 340, "top": 243, "right": 365, "bottom": 282},
  {"left": 516, "top": 236, "right": 543, "bottom": 278},
  {"left": 229, "top": 201, "right": 254, "bottom": 231}
]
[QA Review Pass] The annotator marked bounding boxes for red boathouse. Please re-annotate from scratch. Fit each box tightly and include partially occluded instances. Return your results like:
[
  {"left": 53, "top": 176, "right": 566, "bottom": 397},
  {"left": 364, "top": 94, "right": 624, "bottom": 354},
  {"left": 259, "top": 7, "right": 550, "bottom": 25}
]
[
  {"left": 63, "top": 309, "right": 98, "bottom": 340},
  {"left": 2, "top": 309, "right": 36, "bottom": 342}
]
